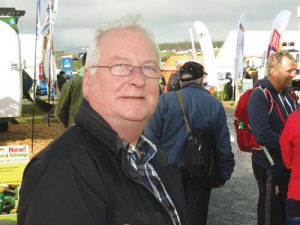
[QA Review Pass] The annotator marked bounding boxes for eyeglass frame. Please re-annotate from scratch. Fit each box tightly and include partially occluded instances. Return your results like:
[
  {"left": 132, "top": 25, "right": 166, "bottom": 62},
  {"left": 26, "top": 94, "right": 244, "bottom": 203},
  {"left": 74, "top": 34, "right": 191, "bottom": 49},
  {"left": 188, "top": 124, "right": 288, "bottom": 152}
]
[{"left": 90, "top": 64, "right": 161, "bottom": 79}]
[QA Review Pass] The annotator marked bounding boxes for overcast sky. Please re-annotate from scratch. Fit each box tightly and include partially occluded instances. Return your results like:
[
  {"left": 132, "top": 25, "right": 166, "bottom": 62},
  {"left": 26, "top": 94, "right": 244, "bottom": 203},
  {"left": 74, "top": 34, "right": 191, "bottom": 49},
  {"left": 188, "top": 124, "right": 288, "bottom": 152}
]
[{"left": 2, "top": 0, "right": 300, "bottom": 51}]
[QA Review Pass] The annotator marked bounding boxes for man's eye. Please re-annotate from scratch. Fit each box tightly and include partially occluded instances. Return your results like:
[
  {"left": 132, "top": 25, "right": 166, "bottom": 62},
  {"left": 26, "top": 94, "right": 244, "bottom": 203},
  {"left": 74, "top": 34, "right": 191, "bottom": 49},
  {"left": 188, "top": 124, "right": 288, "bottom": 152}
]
[
  {"left": 143, "top": 66, "right": 154, "bottom": 71},
  {"left": 115, "top": 64, "right": 127, "bottom": 67}
]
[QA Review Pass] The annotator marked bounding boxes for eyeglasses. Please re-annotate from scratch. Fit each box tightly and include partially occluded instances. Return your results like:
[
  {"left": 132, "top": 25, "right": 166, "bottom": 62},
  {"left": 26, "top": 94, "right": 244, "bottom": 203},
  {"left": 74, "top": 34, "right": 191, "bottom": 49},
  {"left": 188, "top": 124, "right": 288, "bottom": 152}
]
[{"left": 90, "top": 64, "right": 161, "bottom": 79}]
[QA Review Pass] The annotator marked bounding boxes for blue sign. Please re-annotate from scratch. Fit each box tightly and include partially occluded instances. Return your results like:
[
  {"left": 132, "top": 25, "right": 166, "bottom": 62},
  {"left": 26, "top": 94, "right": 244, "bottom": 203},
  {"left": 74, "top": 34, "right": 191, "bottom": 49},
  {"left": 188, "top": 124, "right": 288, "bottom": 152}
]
[
  {"left": 61, "top": 57, "right": 73, "bottom": 73},
  {"left": 78, "top": 53, "right": 84, "bottom": 60}
]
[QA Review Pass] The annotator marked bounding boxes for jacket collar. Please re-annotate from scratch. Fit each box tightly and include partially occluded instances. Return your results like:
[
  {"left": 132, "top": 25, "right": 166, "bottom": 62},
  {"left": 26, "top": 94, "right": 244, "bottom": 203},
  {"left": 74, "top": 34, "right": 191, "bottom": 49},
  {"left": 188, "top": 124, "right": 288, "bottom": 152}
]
[
  {"left": 74, "top": 98, "right": 123, "bottom": 156},
  {"left": 258, "top": 76, "right": 290, "bottom": 96},
  {"left": 181, "top": 82, "right": 202, "bottom": 89}
]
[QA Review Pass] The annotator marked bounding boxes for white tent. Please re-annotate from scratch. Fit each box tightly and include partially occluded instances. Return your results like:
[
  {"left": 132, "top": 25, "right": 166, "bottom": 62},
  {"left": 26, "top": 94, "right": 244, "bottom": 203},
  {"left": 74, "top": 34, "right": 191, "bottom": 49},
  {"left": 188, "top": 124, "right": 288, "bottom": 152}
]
[{"left": 215, "top": 30, "right": 300, "bottom": 73}]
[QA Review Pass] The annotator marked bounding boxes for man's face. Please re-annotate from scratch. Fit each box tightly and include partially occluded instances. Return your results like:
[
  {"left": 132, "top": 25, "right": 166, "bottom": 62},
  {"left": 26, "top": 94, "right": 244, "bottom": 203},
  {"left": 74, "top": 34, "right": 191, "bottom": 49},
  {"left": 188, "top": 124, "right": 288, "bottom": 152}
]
[
  {"left": 276, "top": 56, "right": 295, "bottom": 89},
  {"left": 83, "top": 29, "right": 160, "bottom": 129}
]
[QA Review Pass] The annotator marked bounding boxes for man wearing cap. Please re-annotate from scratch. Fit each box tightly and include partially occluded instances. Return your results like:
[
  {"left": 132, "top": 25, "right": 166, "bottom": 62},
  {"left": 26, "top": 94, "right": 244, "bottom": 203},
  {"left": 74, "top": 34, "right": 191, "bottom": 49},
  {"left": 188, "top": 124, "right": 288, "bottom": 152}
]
[{"left": 144, "top": 61, "right": 235, "bottom": 225}]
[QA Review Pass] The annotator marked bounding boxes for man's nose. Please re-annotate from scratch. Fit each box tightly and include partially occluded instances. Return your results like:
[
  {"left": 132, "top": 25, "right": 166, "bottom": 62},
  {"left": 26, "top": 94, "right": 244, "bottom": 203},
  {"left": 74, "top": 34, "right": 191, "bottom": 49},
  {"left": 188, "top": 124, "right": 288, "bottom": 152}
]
[
  {"left": 291, "top": 70, "right": 296, "bottom": 78},
  {"left": 129, "top": 67, "right": 145, "bottom": 87}
]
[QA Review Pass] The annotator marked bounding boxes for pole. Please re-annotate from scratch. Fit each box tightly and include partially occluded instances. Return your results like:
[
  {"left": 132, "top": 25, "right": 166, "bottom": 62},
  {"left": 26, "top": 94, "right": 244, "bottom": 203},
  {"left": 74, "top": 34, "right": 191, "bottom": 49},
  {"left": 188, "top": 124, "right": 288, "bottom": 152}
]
[{"left": 31, "top": 0, "right": 40, "bottom": 153}]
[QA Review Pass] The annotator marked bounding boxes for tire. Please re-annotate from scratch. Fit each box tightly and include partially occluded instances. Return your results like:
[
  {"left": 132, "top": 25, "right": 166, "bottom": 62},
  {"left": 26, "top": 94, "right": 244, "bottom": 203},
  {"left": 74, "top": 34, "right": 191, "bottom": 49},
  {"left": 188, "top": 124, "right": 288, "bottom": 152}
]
[{"left": 0, "top": 122, "right": 8, "bottom": 132}]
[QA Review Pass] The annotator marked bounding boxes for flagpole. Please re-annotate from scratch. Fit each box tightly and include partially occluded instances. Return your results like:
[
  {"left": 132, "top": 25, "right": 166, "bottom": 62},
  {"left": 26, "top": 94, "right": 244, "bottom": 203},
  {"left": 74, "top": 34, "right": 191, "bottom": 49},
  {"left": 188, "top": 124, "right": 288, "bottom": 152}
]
[
  {"left": 31, "top": 0, "right": 41, "bottom": 153},
  {"left": 189, "top": 28, "right": 196, "bottom": 61},
  {"left": 47, "top": 0, "right": 53, "bottom": 126}
]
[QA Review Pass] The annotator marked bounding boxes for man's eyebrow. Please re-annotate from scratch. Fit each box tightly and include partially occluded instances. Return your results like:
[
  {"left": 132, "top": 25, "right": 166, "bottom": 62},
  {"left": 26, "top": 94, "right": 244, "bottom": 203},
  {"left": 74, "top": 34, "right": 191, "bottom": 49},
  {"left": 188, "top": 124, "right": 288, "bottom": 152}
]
[
  {"left": 109, "top": 57, "right": 159, "bottom": 66},
  {"left": 142, "top": 60, "right": 159, "bottom": 65},
  {"left": 110, "top": 56, "right": 131, "bottom": 63}
]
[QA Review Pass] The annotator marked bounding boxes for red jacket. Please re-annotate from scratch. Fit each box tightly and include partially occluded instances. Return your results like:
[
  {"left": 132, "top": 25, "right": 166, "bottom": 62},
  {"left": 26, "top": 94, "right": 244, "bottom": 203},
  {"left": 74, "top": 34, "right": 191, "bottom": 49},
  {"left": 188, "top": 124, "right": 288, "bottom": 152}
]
[{"left": 279, "top": 109, "right": 300, "bottom": 200}]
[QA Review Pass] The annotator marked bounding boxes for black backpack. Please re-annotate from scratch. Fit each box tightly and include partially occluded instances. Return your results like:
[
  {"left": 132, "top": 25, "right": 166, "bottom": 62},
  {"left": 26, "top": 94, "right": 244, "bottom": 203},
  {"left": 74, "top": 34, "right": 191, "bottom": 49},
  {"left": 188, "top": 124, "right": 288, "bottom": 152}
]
[
  {"left": 176, "top": 90, "right": 220, "bottom": 188},
  {"left": 167, "top": 73, "right": 180, "bottom": 91}
]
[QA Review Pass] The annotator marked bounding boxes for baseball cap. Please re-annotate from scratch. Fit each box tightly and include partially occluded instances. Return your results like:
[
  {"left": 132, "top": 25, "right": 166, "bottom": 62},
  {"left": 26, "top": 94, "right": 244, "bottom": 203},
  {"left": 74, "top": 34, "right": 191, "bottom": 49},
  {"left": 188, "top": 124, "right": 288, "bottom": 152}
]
[{"left": 179, "top": 61, "right": 204, "bottom": 82}]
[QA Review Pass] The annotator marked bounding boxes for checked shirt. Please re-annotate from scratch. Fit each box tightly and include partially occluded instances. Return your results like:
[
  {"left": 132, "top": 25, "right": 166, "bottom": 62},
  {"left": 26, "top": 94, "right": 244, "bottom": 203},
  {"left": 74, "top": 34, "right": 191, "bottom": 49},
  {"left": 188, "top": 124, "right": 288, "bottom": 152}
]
[{"left": 120, "top": 135, "right": 181, "bottom": 225}]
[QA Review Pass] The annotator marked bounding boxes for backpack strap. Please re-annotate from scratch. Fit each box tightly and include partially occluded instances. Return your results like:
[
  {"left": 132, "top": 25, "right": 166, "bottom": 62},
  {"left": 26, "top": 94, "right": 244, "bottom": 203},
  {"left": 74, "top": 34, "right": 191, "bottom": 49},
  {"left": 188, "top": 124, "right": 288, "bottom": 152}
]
[
  {"left": 252, "top": 85, "right": 279, "bottom": 166},
  {"left": 254, "top": 85, "right": 285, "bottom": 124},
  {"left": 287, "top": 88, "right": 298, "bottom": 110},
  {"left": 176, "top": 90, "right": 193, "bottom": 140},
  {"left": 254, "top": 85, "right": 273, "bottom": 114}
]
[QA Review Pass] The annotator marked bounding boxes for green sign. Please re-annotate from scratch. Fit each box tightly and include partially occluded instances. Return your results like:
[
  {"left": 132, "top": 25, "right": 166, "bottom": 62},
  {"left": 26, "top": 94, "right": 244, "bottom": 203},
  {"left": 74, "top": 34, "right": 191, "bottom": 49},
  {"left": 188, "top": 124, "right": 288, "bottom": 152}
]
[{"left": 242, "top": 79, "right": 253, "bottom": 93}]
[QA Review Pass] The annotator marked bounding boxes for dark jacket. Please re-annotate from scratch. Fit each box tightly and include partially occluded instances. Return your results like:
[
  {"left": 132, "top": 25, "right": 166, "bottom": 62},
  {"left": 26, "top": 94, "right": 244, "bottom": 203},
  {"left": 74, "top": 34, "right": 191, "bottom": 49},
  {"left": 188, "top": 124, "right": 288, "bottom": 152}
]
[
  {"left": 144, "top": 82, "right": 235, "bottom": 183},
  {"left": 247, "top": 77, "right": 298, "bottom": 176},
  {"left": 18, "top": 99, "right": 189, "bottom": 225},
  {"left": 56, "top": 74, "right": 66, "bottom": 91}
]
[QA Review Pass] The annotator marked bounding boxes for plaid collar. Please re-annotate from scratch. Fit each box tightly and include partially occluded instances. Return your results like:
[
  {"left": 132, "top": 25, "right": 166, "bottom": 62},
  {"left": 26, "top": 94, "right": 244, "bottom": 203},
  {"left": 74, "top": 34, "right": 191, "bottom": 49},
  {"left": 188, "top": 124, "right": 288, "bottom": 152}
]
[
  {"left": 120, "top": 135, "right": 181, "bottom": 225},
  {"left": 120, "top": 135, "right": 157, "bottom": 164}
]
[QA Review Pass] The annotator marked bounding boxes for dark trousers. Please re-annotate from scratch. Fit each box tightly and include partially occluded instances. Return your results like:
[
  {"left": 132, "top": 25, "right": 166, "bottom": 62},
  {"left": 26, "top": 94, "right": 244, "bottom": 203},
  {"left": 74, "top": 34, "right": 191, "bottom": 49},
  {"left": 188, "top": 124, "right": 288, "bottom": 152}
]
[
  {"left": 184, "top": 185, "right": 211, "bottom": 225},
  {"left": 252, "top": 162, "right": 289, "bottom": 225}
]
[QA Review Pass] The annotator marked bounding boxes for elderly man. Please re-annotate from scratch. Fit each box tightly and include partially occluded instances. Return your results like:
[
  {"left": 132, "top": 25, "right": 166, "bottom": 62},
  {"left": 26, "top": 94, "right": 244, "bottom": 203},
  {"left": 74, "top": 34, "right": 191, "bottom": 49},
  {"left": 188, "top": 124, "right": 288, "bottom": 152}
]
[
  {"left": 144, "top": 61, "right": 235, "bottom": 225},
  {"left": 247, "top": 50, "right": 298, "bottom": 225},
  {"left": 18, "top": 14, "right": 189, "bottom": 225}
]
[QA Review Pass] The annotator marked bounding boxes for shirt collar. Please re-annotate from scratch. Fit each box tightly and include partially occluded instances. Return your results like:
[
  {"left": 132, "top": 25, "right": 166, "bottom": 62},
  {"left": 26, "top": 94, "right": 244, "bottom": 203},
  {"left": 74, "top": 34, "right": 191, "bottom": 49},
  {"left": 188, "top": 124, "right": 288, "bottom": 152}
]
[{"left": 120, "top": 135, "right": 157, "bottom": 163}]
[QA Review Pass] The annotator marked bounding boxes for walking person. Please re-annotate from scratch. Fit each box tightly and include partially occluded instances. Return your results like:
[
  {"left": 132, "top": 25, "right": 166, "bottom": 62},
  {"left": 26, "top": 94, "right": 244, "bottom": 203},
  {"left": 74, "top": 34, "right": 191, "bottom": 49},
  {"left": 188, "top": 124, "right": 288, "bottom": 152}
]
[
  {"left": 247, "top": 50, "right": 298, "bottom": 225},
  {"left": 144, "top": 61, "right": 235, "bottom": 225}
]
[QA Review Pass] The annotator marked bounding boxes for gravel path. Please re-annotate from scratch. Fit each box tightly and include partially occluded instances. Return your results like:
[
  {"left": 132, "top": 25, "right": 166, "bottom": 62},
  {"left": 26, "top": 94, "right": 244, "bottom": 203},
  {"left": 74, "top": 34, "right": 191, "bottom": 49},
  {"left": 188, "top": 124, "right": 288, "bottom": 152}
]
[{"left": 207, "top": 103, "right": 258, "bottom": 225}]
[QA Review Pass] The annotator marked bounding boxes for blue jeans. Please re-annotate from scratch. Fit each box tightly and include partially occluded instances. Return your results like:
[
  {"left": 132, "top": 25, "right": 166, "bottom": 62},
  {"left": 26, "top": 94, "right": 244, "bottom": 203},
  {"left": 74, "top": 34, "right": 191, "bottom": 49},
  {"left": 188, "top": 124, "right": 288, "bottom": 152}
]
[
  {"left": 286, "top": 216, "right": 300, "bottom": 225},
  {"left": 185, "top": 185, "right": 211, "bottom": 225}
]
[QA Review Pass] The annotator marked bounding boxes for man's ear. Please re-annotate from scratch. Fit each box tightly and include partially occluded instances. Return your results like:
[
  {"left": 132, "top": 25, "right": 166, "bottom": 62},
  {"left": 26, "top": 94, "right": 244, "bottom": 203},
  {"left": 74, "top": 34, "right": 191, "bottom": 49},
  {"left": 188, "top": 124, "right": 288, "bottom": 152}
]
[
  {"left": 82, "top": 67, "right": 91, "bottom": 99},
  {"left": 270, "top": 67, "right": 278, "bottom": 78}
]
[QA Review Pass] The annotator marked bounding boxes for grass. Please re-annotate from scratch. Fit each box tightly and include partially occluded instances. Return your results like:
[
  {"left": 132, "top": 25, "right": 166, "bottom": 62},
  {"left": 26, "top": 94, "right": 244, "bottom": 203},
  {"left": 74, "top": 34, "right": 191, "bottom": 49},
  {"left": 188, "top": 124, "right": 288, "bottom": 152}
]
[{"left": 16, "top": 97, "right": 57, "bottom": 124}]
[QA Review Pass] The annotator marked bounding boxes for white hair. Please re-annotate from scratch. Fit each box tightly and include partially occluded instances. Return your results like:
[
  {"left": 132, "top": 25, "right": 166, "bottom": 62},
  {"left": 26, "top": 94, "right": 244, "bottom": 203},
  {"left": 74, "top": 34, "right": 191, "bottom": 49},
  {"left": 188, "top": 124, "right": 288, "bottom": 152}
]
[
  {"left": 85, "top": 13, "right": 161, "bottom": 75},
  {"left": 180, "top": 77, "right": 203, "bottom": 86}
]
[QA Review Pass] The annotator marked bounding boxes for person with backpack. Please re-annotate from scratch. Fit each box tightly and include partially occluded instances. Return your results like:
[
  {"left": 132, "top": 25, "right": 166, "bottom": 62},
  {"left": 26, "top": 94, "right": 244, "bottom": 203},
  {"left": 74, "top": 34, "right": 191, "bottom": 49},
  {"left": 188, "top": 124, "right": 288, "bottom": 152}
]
[
  {"left": 247, "top": 50, "right": 298, "bottom": 225},
  {"left": 144, "top": 61, "right": 235, "bottom": 225},
  {"left": 167, "top": 72, "right": 180, "bottom": 91},
  {"left": 279, "top": 108, "right": 300, "bottom": 225}
]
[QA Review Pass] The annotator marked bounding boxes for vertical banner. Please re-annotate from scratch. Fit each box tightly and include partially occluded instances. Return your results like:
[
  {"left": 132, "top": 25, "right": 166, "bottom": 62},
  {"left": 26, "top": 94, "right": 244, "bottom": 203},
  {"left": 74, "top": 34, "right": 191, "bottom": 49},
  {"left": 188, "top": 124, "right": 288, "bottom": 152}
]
[
  {"left": 262, "top": 10, "right": 291, "bottom": 77},
  {"left": 34, "top": 0, "right": 43, "bottom": 101},
  {"left": 194, "top": 21, "right": 218, "bottom": 86},
  {"left": 233, "top": 13, "right": 246, "bottom": 84},
  {"left": 51, "top": 0, "right": 58, "bottom": 34},
  {"left": 43, "top": 40, "right": 51, "bottom": 87},
  {"left": 42, "top": 0, "right": 52, "bottom": 33},
  {"left": 189, "top": 28, "right": 196, "bottom": 61}
]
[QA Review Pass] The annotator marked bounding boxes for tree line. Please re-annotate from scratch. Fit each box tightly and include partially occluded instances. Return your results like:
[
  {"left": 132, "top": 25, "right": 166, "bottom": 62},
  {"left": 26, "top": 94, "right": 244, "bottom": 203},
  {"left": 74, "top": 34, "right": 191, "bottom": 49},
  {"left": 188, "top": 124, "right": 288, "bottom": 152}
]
[{"left": 159, "top": 40, "right": 224, "bottom": 51}]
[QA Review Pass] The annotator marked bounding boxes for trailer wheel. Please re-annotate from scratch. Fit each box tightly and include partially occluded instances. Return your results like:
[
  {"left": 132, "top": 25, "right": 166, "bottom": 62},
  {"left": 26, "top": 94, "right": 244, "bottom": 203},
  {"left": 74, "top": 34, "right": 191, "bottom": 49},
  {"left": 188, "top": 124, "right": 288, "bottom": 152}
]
[{"left": 0, "top": 122, "right": 8, "bottom": 132}]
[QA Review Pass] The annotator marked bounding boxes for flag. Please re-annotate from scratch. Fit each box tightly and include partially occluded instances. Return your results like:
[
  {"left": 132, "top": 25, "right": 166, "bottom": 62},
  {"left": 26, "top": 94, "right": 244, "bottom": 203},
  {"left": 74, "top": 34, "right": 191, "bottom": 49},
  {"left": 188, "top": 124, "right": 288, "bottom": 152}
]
[
  {"left": 262, "top": 10, "right": 291, "bottom": 77},
  {"left": 233, "top": 13, "right": 246, "bottom": 83},
  {"left": 42, "top": 0, "right": 52, "bottom": 33},
  {"left": 51, "top": 0, "right": 58, "bottom": 34},
  {"left": 194, "top": 21, "right": 218, "bottom": 86},
  {"left": 42, "top": 0, "right": 58, "bottom": 35},
  {"left": 189, "top": 28, "right": 196, "bottom": 61}
]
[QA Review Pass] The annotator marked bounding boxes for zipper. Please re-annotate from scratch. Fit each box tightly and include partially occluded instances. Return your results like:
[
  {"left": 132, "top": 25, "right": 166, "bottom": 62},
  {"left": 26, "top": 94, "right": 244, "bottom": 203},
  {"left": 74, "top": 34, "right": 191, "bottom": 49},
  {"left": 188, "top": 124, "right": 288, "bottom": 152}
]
[
  {"left": 197, "top": 138, "right": 200, "bottom": 175},
  {"left": 209, "top": 148, "right": 214, "bottom": 177},
  {"left": 121, "top": 152, "right": 174, "bottom": 225}
]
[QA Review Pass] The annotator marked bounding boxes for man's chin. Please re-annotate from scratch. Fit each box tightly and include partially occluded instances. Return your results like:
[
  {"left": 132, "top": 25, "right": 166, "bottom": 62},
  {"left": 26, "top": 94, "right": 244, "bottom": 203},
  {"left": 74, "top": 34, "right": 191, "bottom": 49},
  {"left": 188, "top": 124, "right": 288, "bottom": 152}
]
[
  {"left": 286, "top": 82, "right": 292, "bottom": 88},
  {"left": 120, "top": 112, "right": 149, "bottom": 123}
]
